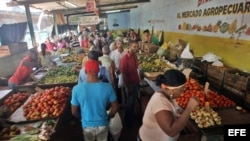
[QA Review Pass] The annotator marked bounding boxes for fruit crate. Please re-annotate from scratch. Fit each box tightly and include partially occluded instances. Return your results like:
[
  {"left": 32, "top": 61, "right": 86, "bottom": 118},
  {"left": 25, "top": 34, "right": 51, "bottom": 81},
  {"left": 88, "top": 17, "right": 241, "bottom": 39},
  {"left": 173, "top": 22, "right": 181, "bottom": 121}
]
[{"left": 223, "top": 69, "right": 250, "bottom": 91}]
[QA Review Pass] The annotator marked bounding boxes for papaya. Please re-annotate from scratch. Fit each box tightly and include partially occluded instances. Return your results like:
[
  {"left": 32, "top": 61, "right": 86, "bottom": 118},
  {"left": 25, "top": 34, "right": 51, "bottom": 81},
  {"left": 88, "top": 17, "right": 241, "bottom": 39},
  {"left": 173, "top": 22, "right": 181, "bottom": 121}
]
[
  {"left": 228, "top": 19, "right": 237, "bottom": 34},
  {"left": 213, "top": 25, "right": 219, "bottom": 33}
]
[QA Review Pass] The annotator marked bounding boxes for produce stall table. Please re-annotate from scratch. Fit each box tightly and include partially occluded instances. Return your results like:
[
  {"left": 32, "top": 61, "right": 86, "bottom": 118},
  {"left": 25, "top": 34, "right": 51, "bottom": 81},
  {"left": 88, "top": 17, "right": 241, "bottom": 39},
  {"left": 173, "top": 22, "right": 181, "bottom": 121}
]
[
  {"left": 0, "top": 89, "right": 12, "bottom": 101},
  {"left": 143, "top": 77, "right": 250, "bottom": 141},
  {"left": 0, "top": 86, "right": 72, "bottom": 141}
]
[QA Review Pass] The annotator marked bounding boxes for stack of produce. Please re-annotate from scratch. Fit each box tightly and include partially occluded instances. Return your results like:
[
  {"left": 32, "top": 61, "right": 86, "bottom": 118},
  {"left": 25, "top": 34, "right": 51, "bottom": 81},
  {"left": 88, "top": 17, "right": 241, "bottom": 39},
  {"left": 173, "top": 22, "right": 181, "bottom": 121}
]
[
  {"left": 0, "top": 125, "right": 21, "bottom": 139},
  {"left": 4, "top": 92, "right": 29, "bottom": 112},
  {"left": 22, "top": 86, "right": 71, "bottom": 120},
  {"left": 206, "top": 91, "right": 236, "bottom": 108},
  {"left": 176, "top": 78, "right": 236, "bottom": 109},
  {"left": 61, "top": 53, "right": 81, "bottom": 63},
  {"left": 190, "top": 105, "right": 222, "bottom": 128},
  {"left": 176, "top": 78, "right": 205, "bottom": 108},
  {"left": 38, "top": 65, "right": 78, "bottom": 84},
  {"left": 38, "top": 122, "right": 54, "bottom": 140},
  {"left": 138, "top": 54, "right": 172, "bottom": 72}
]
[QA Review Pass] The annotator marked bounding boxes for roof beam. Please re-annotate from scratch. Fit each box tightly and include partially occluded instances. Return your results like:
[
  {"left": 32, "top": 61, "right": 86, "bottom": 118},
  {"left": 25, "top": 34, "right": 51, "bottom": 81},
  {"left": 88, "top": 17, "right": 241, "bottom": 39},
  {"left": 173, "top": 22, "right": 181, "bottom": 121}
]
[
  {"left": 65, "top": 6, "right": 137, "bottom": 16},
  {"left": 51, "top": 0, "right": 150, "bottom": 13},
  {"left": 6, "top": 0, "right": 64, "bottom": 7}
]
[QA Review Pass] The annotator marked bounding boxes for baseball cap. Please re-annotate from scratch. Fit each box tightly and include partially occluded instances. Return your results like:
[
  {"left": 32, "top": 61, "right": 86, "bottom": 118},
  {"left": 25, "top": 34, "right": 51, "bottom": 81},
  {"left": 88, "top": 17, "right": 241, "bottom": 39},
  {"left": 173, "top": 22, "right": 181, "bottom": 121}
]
[{"left": 85, "top": 60, "right": 100, "bottom": 74}]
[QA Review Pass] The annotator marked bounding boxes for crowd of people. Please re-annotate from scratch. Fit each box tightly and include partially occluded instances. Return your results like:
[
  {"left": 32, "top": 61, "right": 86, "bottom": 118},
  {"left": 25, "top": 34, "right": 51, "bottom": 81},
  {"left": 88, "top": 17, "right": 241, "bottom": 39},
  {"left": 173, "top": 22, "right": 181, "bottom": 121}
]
[{"left": 6, "top": 28, "right": 200, "bottom": 141}]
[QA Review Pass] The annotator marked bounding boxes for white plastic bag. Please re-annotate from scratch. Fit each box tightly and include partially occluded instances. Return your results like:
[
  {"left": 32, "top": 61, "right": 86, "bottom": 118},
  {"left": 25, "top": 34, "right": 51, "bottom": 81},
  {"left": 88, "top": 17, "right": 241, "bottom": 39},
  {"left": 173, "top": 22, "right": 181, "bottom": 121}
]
[
  {"left": 118, "top": 74, "right": 123, "bottom": 88},
  {"left": 109, "top": 112, "right": 123, "bottom": 136}
]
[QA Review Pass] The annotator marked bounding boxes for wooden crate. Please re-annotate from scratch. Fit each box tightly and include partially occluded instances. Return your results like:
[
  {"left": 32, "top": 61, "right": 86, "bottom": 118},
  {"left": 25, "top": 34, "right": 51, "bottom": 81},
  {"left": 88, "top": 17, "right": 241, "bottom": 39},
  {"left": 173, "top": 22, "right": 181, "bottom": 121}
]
[
  {"left": 0, "top": 42, "right": 28, "bottom": 57},
  {"left": 142, "top": 43, "right": 159, "bottom": 53},
  {"left": 207, "top": 76, "right": 223, "bottom": 92},
  {"left": 8, "top": 42, "right": 28, "bottom": 54},
  {"left": 0, "top": 46, "right": 11, "bottom": 57},
  {"left": 207, "top": 65, "right": 228, "bottom": 80},
  {"left": 206, "top": 65, "right": 232, "bottom": 91},
  {"left": 193, "top": 58, "right": 209, "bottom": 75},
  {"left": 223, "top": 69, "right": 250, "bottom": 91},
  {"left": 245, "top": 93, "right": 250, "bottom": 109},
  {"left": 222, "top": 85, "right": 245, "bottom": 105}
]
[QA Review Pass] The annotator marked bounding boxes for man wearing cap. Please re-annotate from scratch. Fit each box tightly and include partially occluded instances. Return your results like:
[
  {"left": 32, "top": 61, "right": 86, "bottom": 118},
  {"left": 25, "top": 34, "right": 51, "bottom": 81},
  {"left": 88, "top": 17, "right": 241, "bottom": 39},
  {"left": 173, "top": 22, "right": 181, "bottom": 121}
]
[{"left": 71, "top": 60, "right": 119, "bottom": 141}]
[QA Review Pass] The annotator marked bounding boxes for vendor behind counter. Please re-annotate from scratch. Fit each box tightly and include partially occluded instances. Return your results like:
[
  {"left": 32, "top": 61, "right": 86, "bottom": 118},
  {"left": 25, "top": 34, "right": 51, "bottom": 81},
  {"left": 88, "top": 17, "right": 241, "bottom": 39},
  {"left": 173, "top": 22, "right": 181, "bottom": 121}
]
[{"left": 8, "top": 49, "right": 41, "bottom": 92}]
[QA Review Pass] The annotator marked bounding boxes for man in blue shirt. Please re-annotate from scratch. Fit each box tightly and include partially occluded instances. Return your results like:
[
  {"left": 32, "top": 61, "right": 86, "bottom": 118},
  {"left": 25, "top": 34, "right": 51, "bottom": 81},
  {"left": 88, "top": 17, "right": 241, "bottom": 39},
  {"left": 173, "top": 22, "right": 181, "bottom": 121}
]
[
  {"left": 71, "top": 60, "right": 119, "bottom": 141},
  {"left": 78, "top": 50, "right": 110, "bottom": 84}
]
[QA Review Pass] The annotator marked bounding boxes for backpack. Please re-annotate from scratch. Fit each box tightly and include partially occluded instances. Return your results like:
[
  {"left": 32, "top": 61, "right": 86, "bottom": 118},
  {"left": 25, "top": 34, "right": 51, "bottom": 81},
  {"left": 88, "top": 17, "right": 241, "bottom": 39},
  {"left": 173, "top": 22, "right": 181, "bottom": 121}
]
[{"left": 99, "top": 67, "right": 109, "bottom": 83}]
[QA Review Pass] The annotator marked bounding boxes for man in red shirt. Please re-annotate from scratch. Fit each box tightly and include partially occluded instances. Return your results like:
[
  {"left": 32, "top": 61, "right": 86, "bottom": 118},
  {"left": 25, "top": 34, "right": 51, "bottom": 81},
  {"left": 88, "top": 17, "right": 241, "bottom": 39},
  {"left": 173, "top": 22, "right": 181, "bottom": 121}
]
[
  {"left": 120, "top": 41, "right": 140, "bottom": 126},
  {"left": 8, "top": 49, "right": 40, "bottom": 92}
]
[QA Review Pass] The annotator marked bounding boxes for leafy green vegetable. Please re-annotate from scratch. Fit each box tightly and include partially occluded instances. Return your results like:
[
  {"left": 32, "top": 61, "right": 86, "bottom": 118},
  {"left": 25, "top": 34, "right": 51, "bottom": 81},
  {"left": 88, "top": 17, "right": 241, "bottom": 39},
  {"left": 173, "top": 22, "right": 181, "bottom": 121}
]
[{"left": 10, "top": 134, "right": 39, "bottom": 141}]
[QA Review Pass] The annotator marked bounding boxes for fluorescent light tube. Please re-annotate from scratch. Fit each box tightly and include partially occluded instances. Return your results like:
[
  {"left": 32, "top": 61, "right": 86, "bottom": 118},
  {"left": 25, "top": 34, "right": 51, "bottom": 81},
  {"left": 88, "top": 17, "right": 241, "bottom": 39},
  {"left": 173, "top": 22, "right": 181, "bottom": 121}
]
[
  {"left": 65, "top": 1, "right": 77, "bottom": 8},
  {"left": 105, "top": 10, "right": 121, "bottom": 13}
]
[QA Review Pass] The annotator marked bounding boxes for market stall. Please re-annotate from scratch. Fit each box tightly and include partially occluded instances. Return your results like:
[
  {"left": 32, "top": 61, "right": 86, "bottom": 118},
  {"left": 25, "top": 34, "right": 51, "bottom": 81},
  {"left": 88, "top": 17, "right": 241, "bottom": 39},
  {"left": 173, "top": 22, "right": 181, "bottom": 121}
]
[
  {"left": 0, "top": 86, "right": 72, "bottom": 141},
  {"left": 0, "top": 48, "right": 82, "bottom": 141},
  {"left": 140, "top": 57, "right": 250, "bottom": 141}
]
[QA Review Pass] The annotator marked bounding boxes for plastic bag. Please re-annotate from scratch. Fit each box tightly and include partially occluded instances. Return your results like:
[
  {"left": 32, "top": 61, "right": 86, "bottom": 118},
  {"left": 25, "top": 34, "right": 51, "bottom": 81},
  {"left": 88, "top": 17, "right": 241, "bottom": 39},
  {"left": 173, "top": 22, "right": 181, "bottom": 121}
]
[
  {"left": 109, "top": 112, "right": 123, "bottom": 135},
  {"left": 156, "top": 42, "right": 168, "bottom": 57},
  {"left": 118, "top": 74, "right": 123, "bottom": 88}
]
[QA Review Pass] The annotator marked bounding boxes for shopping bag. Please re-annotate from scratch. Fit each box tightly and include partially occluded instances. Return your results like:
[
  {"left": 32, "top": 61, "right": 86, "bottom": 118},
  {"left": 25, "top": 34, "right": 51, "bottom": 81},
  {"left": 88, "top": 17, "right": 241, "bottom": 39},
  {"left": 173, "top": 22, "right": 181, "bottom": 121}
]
[
  {"left": 109, "top": 112, "right": 123, "bottom": 135},
  {"left": 118, "top": 74, "right": 123, "bottom": 88}
]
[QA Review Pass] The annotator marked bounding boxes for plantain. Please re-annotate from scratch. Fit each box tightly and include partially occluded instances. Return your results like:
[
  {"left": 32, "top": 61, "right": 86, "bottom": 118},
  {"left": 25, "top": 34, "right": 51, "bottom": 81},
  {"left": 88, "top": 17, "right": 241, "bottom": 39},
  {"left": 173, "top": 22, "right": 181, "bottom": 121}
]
[
  {"left": 235, "top": 24, "right": 247, "bottom": 33},
  {"left": 228, "top": 19, "right": 237, "bottom": 34}
]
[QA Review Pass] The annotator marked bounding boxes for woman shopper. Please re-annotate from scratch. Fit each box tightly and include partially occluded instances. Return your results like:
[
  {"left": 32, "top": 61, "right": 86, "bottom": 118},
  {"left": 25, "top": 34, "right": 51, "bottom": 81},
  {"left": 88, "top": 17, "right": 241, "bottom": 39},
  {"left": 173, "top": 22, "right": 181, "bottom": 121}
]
[{"left": 138, "top": 69, "right": 199, "bottom": 141}]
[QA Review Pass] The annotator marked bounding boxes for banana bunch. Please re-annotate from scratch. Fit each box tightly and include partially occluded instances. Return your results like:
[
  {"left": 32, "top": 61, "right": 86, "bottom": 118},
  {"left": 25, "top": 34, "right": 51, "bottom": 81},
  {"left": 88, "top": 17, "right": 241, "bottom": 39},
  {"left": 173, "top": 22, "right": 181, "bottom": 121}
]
[
  {"left": 41, "top": 75, "right": 78, "bottom": 84},
  {"left": 190, "top": 106, "right": 222, "bottom": 128},
  {"left": 61, "top": 54, "right": 79, "bottom": 63},
  {"left": 140, "top": 59, "right": 171, "bottom": 72}
]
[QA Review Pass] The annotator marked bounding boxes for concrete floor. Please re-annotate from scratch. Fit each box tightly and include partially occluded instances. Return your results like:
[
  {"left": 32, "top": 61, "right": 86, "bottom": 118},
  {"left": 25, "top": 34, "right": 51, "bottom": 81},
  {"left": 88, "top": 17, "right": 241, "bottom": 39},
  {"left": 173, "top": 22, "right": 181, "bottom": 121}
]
[{"left": 51, "top": 106, "right": 142, "bottom": 141}]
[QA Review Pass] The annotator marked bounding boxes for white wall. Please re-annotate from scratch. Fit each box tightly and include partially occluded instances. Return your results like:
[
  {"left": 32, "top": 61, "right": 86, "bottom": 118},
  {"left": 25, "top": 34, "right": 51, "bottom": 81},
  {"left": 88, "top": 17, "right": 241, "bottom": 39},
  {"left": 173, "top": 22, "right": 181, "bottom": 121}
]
[
  {"left": 130, "top": 0, "right": 250, "bottom": 40},
  {"left": 107, "top": 11, "right": 130, "bottom": 30}
]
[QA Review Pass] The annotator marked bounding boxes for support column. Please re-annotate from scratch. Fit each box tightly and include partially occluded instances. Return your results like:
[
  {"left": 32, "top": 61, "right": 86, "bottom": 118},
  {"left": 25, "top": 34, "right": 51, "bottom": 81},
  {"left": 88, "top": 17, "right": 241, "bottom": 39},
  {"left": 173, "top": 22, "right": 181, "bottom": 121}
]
[
  {"left": 53, "top": 13, "right": 59, "bottom": 37},
  {"left": 24, "top": 4, "right": 36, "bottom": 48}
]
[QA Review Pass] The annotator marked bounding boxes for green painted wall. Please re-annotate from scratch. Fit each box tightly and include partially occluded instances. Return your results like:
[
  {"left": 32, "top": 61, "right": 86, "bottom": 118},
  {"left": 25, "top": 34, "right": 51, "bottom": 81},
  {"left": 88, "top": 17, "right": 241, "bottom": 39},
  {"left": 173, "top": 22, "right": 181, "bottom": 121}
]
[{"left": 162, "top": 31, "right": 250, "bottom": 72}]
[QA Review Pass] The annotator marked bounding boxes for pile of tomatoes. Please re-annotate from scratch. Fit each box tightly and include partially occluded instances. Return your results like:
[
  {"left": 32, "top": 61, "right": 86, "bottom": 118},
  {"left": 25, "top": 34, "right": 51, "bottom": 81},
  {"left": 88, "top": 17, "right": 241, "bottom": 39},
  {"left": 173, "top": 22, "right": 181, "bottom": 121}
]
[
  {"left": 22, "top": 86, "right": 71, "bottom": 120},
  {"left": 4, "top": 92, "right": 29, "bottom": 112},
  {"left": 176, "top": 78, "right": 236, "bottom": 109},
  {"left": 206, "top": 91, "right": 236, "bottom": 108},
  {"left": 176, "top": 78, "right": 205, "bottom": 108}
]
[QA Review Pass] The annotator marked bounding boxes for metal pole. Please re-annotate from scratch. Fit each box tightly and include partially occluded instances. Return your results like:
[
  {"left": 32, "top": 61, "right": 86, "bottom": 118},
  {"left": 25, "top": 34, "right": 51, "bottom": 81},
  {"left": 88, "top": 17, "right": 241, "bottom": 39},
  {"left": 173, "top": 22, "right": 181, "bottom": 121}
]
[
  {"left": 24, "top": 4, "right": 36, "bottom": 48},
  {"left": 53, "top": 13, "right": 59, "bottom": 37}
]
